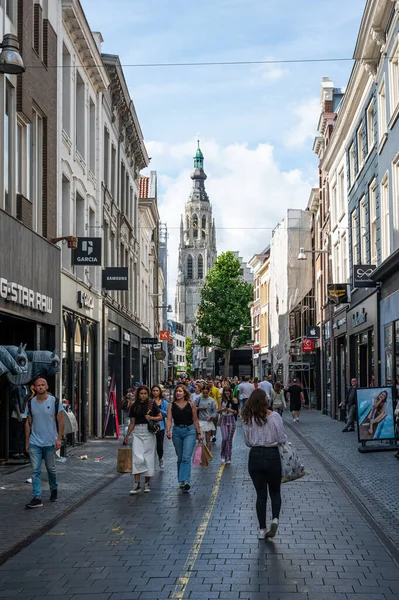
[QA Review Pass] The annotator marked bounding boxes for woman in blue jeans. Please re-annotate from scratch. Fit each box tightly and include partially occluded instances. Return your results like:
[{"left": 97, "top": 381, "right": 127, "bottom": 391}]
[{"left": 166, "top": 384, "right": 203, "bottom": 492}]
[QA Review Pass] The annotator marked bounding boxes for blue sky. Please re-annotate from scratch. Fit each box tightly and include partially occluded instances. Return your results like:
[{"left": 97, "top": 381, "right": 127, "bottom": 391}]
[{"left": 81, "top": 0, "right": 367, "bottom": 299}]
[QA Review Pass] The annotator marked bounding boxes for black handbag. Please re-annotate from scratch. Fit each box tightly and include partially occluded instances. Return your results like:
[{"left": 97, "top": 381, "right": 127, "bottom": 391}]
[{"left": 147, "top": 405, "right": 160, "bottom": 434}]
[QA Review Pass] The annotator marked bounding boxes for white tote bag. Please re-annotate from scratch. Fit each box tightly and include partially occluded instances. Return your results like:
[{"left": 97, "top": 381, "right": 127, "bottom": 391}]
[{"left": 278, "top": 441, "right": 306, "bottom": 483}]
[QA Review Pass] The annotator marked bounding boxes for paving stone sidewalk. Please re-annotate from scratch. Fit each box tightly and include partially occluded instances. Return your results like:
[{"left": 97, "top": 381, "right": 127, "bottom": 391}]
[
  {"left": 0, "top": 420, "right": 398, "bottom": 599},
  {"left": 0, "top": 437, "right": 121, "bottom": 561},
  {"left": 283, "top": 410, "right": 399, "bottom": 547}
]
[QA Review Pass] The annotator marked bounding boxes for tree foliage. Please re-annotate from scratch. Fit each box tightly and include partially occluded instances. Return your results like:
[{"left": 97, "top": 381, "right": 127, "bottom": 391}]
[
  {"left": 196, "top": 252, "right": 253, "bottom": 374},
  {"left": 185, "top": 336, "right": 193, "bottom": 377}
]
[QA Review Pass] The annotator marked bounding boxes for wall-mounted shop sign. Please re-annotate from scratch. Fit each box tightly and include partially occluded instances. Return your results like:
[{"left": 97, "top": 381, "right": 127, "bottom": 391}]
[
  {"left": 77, "top": 291, "right": 94, "bottom": 310},
  {"left": 102, "top": 267, "right": 129, "bottom": 290},
  {"left": 0, "top": 277, "right": 53, "bottom": 313},
  {"left": 123, "top": 331, "right": 131, "bottom": 343},
  {"left": 305, "top": 326, "right": 320, "bottom": 339},
  {"left": 333, "top": 317, "right": 346, "bottom": 330},
  {"left": 141, "top": 337, "right": 158, "bottom": 345},
  {"left": 73, "top": 237, "right": 102, "bottom": 265},
  {"left": 352, "top": 308, "right": 367, "bottom": 328},
  {"left": 327, "top": 284, "right": 348, "bottom": 305},
  {"left": 353, "top": 265, "right": 377, "bottom": 288},
  {"left": 302, "top": 338, "right": 315, "bottom": 352}
]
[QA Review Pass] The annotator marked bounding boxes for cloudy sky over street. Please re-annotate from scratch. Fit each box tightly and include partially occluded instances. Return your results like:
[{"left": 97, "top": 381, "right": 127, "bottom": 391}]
[{"left": 82, "top": 0, "right": 366, "bottom": 303}]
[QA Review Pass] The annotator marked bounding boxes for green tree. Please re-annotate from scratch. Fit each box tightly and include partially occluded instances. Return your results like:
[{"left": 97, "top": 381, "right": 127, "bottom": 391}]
[
  {"left": 196, "top": 251, "right": 253, "bottom": 377},
  {"left": 185, "top": 336, "right": 193, "bottom": 377}
]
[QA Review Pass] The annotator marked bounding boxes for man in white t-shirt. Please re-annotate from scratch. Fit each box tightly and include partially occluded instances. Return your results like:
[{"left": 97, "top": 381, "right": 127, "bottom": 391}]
[
  {"left": 238, "top": 376, "right": 255, "bottom": 412},
  {"left": 258, "top": 376, "right": 272, "bottom": 400}
]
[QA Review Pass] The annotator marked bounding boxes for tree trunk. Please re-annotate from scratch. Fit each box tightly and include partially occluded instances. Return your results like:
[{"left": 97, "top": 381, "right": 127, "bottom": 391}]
[{"left": 223, "top": 349, "right": 231, "bottom": 378}]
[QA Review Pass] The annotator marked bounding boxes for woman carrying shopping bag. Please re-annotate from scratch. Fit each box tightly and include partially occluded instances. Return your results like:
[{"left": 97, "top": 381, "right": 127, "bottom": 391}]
[
  {"left": 166, "top": 384, "right": 203, "bottom": 492},
  {"left": 124, "top": 385, "right": 162, "bottom": 495},
  {"left": 242, "top": 388, "right": 287, "bottom": 540},
  {"left": 194, "top": 384, "right": 217, "bottom": 452}
]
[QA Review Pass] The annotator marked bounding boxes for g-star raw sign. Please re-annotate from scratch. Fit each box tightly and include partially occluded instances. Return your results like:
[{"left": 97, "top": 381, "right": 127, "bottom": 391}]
[
  {"left": 353, "top": 265, "right": 377, "bottom": 288},
  {"left": 77, "top": 291, "right": 94, "bottom": 310},
  {"left": 73, "top": 237, "right": 102, "bottom": 265},
  {"left": 0, "top": 277, "right": 52, "bottom": 313}
]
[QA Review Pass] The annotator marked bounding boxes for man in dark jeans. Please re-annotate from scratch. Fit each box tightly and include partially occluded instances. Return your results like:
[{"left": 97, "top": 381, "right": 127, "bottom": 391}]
[{"left": 340, "top": 378, "right": 358, "bottom": 432}]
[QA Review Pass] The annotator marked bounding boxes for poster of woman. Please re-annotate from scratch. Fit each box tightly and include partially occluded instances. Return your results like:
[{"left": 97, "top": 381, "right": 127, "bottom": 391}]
[{"left": 357, "top": 387, "right": 395, "bottom": 442}]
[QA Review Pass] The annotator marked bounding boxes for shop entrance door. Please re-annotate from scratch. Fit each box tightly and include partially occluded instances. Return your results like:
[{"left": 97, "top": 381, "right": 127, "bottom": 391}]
[
  {"left": 74, "top": 323, "right": 83, "bottom": 442},
  {"left": 359, "top": 343, "right": 368, "bottom": 387}
]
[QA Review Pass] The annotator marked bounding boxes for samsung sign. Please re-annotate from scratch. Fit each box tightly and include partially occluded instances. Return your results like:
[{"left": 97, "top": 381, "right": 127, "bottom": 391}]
[{"left": 0, "top": 277, "right": 53, "bottom": 313}]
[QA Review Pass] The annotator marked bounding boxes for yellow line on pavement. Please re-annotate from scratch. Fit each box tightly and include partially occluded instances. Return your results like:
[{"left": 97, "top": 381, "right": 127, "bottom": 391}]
[{"left": 171, "top": 464, "right": 225, "bottom": 600}]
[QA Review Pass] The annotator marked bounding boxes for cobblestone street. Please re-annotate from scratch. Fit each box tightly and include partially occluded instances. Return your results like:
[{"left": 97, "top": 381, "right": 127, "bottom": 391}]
[{"left": 0, "top": 415, "right": 398, "bottom": 600}]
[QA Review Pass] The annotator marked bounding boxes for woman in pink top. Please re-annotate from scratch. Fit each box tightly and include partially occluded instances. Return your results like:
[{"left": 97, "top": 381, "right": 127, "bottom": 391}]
[{"left": 242, "top": 388, "right": 287, "bottom": 540}]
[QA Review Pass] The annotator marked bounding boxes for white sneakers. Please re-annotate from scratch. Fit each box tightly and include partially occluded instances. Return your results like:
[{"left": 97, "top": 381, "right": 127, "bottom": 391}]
[
  {"left": 159, "top": 458, "right": 165, "bottom": 469},
  {"left": 144, "top": 482, "right": 150, "bottom": 493},
  {"left": 221, "top": 458, "right": 226, "bottom": 464},
  {"left": 259, "top": 519, "right": 279, "bottom": 540},
  {"left": 130, "top": 482, "right": 140, "bottom": 495}
]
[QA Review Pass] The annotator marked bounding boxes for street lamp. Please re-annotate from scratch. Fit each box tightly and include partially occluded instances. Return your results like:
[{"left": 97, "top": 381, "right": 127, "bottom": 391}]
[
  {"left": 0, "top": 34, "right": 25, "bottom": 74},
  {"left": 297, "top": 247, "right": 329, "bottom": 260}
]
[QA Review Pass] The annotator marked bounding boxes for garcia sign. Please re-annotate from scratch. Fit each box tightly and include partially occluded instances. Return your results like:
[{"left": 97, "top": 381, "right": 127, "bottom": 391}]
[
  {"left": 73, "top": 237, "right": 102, "bottom": 265},
  {"left": 0, "top": 277, "right": 53, "bottom": 313}
]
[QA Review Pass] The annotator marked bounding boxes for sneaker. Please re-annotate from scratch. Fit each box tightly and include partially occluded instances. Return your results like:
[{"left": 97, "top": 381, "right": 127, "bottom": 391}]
[
  {"left": 296, "top": 418, "right": 300, "bottom": 422},
  {"left": 26, "top": 498, "right": 43, "bottom": 509},
  {"left": 226, "top": 460, "right": 231, "bottom": 465},
  {"left": 50, "top": 490, "right": 57, "bottom": 502},
  {"left": 129, "top": 483, "right": 141, "bottom": 495},
  {"left": 183, "top": 483, "right": 191, "bottom": 493},
  {"left": 26, "top": 478, "right": 32, "bottom": 484},
  {"left": 221, "top": 458, "right": 226, "bottom": 464},
  {"left": 159, "top": 458, "right": 165, "bottom": 469},
  {"left": 266, "top": 519, "right": 279, "bottom": 538},
  {"left": 144, "top": 482, "right": 150, "bottom": 493},
  {"left": 258, "top": 529, "right": 267, "bottom": 539},
  {"left": 211, "top": 436, "right": 216, "bottom": 443}
]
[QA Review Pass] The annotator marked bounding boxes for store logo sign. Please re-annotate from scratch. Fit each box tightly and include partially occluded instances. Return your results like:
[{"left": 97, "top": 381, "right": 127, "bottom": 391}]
[
  {"left": 77, "top": 291, "right": 94, "bottom": 310},
  {"left": 352, "top": 308, "right": 367, "bottom": 328},
  {"left": 102, "top": 267, "right": 129, "bottom": 290},
  {"left": 353, "top": 265, "right": 377, "bottom": 288},
  {"left": 73, "top": 237, "right": 102, "bottom": 265},
  {"left": 0, "top": 277, "right": 52, "bottom": 313}
]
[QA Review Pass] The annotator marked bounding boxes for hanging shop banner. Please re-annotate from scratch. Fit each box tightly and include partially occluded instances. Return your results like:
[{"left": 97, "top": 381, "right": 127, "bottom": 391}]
[
  {"left": 356, "top": 387, "right": 396, "bottom": 442},
  {"left": 302, "top": 338, "right": 314, "bottom": 352},
  {"left": 353, "top": 265, "right": 377, "bottom": 288},
  {"left": 159, "top": 330, "right": 170, "bottom": 341},
  {"left": 327, "top": 284, "right": 348, "bottom": 305},
  {"left": 305, "top": 326, "right": 320, "bottom": 339},
  {"left": 73, "top": 237, "right": 102, "bottom": 265},
  {"left": 102, "top": 267, "right": 129, "bottom": 290}
]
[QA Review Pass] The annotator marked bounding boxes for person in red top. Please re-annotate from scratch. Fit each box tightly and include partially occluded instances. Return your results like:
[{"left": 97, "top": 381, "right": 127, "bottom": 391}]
[{"left": 253, "top": 377, "right": 259, "bottom": 389}]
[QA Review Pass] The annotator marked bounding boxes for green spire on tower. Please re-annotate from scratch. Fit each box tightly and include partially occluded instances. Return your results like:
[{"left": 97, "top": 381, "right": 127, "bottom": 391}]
[{"left": 193, "top": 137, "right": 204, "bottom": 170}]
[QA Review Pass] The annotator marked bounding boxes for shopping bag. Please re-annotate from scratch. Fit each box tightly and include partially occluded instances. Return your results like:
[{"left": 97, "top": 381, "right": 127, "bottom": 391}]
[
  {"left": 278, "top": 442, "right": 307, "bottom": 484},
  {"left": 117, "top": 447, "right": 132, "bottom": 473},
  {"left": 201, "top": 444, "right": 213, "bottom": 467},
  {"left": 192, "top": 443, "right": 202, "bottom": 467}
]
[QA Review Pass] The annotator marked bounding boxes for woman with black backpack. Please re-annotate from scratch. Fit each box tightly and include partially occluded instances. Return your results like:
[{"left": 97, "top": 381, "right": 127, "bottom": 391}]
[{"left": 124, "top": 385, "right": 162, "bottom": 495}]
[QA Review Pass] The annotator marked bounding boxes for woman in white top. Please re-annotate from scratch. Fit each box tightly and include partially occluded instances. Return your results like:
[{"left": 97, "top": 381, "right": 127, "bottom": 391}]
[
  {"left": 191, "top": 382, "right": 203, "bottom": 405},
  {"left": 242, "top": 388, "right": 287, "bottom": 540}
]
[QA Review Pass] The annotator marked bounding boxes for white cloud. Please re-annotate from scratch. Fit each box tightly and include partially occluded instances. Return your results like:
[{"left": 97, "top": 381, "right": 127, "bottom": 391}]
[
  {"left": 284, "top": 97, "right": 319, "bottom": 148},
  {"left": 146, "top": 138, "right": 314, "bottom": 307}
]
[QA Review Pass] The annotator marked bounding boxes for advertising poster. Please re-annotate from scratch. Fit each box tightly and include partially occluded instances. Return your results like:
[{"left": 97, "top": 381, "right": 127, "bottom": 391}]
[{"left": 357, "top": 387, "right": 395, "bottom": 442}]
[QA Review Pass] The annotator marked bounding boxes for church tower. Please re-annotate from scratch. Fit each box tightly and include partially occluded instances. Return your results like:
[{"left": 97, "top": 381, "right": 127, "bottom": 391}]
[{"left": 176, "top": 141, "right": 217, "bottom": 337}]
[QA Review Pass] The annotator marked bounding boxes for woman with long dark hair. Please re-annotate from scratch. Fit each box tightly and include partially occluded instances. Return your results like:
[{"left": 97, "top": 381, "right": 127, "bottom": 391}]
[
  {"left": 270, "top": 381, "right": 286, "bottom": 416},
  {"left": 124, "top": 385, "right": 162, "bottom": 494},
  {"left": 242, "top": 388, "right": 286, "bottom": 539},
  {"left": 166, "top": 384, "right": 203, "bottom": 492},
  {"left": 218, "top": 386, "right": 238, "bottom": 464},
  {"left": 151, "top": 385, "right": 169, "bottom": 469}
]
